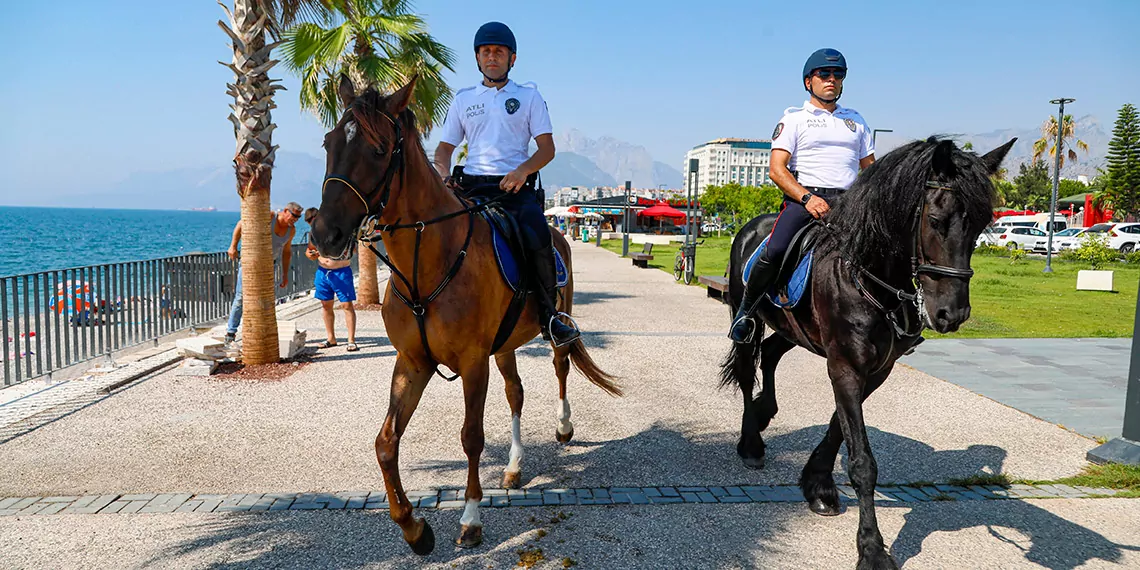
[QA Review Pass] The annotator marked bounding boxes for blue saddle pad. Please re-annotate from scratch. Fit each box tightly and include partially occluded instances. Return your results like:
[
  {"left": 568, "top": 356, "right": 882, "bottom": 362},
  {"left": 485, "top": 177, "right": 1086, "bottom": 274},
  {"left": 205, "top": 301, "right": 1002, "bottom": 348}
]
[
  {"left": 742, "top": 235, "right": 814, "bottom": 309},
  {"left": 492, "top": 226, "right": 568, "bottom": 292}
]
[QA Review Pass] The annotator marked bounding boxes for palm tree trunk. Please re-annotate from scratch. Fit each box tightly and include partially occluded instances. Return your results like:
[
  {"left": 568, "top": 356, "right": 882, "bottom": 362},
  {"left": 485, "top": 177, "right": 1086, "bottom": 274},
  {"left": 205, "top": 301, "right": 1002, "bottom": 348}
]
[
  {"left": 357, "top": 240, "right": 381, "bottom": 305},
  {"left": 220, "top": 0, "right": 283, "bottom": 365}
]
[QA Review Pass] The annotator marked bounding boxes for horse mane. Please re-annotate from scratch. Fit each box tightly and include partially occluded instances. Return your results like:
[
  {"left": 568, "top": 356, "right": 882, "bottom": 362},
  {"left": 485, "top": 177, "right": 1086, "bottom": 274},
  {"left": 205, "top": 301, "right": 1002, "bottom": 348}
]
[{"left": 819, "top": 136, "right": 996, "bottom": 264}]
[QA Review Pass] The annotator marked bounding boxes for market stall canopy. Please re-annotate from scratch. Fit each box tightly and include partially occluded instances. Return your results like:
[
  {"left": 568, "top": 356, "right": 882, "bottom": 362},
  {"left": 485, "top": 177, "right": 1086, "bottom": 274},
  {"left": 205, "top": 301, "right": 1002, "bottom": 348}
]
[{"left": 637, "top": 203, "right": 688, "bottom": 220}]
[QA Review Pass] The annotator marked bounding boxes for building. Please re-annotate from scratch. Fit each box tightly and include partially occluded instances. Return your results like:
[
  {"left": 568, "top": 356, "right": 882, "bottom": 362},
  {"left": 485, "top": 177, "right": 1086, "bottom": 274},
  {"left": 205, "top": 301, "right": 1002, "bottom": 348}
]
[{"left": 683, "top": 138, "right": 773, "bottom": 194}]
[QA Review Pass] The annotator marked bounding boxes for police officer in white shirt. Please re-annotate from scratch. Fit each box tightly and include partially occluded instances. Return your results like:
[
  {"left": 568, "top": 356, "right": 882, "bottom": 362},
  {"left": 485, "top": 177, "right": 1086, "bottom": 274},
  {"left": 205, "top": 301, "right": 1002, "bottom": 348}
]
[
  {"left": 432, "top": 21, "right": 579, "bottom": 347},
  {"left": 729, "top": 48, "right": 876, "bottom": 343}
]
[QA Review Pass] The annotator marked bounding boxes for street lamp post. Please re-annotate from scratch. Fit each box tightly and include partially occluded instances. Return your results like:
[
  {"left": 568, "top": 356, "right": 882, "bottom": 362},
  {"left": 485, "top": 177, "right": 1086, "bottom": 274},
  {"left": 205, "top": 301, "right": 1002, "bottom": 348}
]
[
  {"left": 1044, "top": 98, "right": 1075, "bottom": 274},
  {"left": 688, "top": 159, "right": 698, "bottom": 246},
  {"left": 622, "top": 180, "right": 631, "bottom": 257},
  {"left": 872, "top": 128, "right": 893, "bottom": 148}
]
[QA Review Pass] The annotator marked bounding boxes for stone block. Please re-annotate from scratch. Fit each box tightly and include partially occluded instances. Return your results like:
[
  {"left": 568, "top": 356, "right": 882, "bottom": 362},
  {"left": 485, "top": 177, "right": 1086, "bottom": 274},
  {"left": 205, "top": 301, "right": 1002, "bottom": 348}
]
[
  {"left": 176, "top": 337, "right": 226, "bottom": 360},
  {"left": 1076, "top": 270, "right": 1115, "bottom": 292},
  {"left": 175, "top": 358, "right": 219, "bottom": 376}
]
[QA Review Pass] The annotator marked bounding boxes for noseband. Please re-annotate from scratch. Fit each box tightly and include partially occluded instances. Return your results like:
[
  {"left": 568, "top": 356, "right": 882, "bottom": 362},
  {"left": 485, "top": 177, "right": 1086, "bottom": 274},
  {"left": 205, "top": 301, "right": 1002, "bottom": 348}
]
[{"left": 849, "top": 180, "right": 975, "bottom": 337}]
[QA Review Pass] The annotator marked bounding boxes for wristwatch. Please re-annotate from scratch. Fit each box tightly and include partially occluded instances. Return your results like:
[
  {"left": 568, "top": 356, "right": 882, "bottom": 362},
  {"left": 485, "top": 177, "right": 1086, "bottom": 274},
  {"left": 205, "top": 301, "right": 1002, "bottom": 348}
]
[{"left": 799, "top": 192, "right": 813, "bottom": 206}]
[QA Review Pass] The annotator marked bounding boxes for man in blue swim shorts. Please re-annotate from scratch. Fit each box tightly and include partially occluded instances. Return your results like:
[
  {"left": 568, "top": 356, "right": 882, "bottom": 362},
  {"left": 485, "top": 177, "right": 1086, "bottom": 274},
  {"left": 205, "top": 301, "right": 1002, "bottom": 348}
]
[{"left": 306, "top": 238, "right": 359, "bottom": 352}]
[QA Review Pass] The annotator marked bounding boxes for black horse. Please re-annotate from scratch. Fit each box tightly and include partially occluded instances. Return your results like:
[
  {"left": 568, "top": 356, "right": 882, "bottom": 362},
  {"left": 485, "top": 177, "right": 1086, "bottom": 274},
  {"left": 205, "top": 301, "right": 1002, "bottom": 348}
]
[{"left": 720, "top": 136, "right": 1015, "bottom": 569}]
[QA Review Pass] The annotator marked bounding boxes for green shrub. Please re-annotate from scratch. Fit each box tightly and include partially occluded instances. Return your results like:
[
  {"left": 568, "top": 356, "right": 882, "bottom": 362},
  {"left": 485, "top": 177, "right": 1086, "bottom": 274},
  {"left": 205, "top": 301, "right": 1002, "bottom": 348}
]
[
  {"left": 1008, "top": 248, "right": 1026, "bottom": 264},
  {"left": 1072, "top": 234, "right": 1120, "bottom": 269},
  {"left": 1124, "top": 251, "right": 1140, "bottom": 264},
  {"left": 974, "top": 244, "right": 1009, "bottom": 257}
]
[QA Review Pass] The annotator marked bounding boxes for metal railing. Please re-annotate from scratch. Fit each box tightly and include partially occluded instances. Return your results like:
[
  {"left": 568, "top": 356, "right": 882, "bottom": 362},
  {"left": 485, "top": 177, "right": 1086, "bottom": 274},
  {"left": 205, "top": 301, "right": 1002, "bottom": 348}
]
[{"left": 2, "top": 242, "right": 319, "bottom": 386}]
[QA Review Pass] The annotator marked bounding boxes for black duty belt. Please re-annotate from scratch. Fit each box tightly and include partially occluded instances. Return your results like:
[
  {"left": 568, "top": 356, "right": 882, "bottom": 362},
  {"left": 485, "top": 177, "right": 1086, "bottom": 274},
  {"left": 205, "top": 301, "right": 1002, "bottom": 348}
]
[{"left": 805, "top": 186, "right": 846, "bottom": 195}]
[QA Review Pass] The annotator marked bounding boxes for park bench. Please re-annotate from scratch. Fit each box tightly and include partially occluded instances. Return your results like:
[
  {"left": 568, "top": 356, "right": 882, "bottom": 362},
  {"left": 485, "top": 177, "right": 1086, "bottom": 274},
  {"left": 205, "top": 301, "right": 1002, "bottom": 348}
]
[
  {"left": 630, "top": 243, "right": 654, "bottom": 268},
  {"left": 699, "top": 274, "right": 730, "bottom": 302}
]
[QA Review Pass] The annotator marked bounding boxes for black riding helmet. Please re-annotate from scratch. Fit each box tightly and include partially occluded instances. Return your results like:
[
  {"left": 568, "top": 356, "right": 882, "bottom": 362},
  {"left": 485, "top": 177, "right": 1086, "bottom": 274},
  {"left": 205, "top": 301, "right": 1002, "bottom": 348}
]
[
  {"left": 802, "top": 48, "right": 847, "bottom": 104},
  {"left": 474, "top": 22, "right": 516, "bottom": 84}
]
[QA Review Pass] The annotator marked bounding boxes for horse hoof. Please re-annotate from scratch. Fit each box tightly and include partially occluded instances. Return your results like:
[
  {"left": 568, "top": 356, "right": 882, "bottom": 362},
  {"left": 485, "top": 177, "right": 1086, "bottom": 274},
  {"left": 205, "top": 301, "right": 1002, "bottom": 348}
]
[
  {"left": 409, "top": 519, "right": 435, "bottom": 556},
  {"left": 808, "top": 497, "right": 842, "bottom": 517},
  {"left": 741, "top": 456, "right": 765, "bottom": 470},
  {"left": 456, "top": 524, "right": 483, "bottom": 549},
  {"left": 502, "top": 470, "right": 522, "bottom": 489},
  {"left": 556, "top": 427, "right": 574, "bottom": 444}
]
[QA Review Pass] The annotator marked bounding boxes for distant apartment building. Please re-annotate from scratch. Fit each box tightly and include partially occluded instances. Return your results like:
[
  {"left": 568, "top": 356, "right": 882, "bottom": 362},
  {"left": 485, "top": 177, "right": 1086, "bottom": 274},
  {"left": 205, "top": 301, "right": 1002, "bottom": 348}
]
[{"left": 683, "top": 138, "right": 773, "bottom": 194}]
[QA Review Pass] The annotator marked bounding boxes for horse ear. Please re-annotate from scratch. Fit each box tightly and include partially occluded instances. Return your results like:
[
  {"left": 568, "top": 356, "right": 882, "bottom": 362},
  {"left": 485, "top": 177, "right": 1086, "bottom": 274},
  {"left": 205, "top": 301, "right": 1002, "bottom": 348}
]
[
  {"left": 932, "top": 139, "right": 957, "bottom": 177},
  {"left": 981, "top": 138, "right": 1017, "bottom": 176},
  {"left": 387, "top": 74, "right": 419, "bottom": 115},
  {"left": 337, "top": 74, "right": 356, "bottom": 109}
]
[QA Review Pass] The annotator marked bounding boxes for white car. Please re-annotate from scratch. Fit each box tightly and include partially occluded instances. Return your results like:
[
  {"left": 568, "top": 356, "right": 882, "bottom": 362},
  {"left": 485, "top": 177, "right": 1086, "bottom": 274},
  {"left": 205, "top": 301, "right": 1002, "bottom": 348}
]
[
  {"left": 1106, "top": 223, "right": 1140, "bottom": 253},
  {"left": 990, "top": 226, "right": 1047, "bottom": 251}
]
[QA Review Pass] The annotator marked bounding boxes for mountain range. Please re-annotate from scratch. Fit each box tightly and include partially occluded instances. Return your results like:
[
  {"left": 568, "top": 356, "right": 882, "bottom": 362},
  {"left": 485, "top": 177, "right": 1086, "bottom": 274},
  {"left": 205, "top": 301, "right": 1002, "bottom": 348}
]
[{"left": 22, "top": 117, "right": 1113, "bottom": 211}]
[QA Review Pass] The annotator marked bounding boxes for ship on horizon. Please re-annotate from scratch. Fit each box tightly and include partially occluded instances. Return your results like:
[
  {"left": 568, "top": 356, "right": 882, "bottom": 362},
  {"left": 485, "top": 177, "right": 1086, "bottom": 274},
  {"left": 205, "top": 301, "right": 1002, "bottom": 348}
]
[{"left": 189, "top": 206, "right": 217, "bottom": 212}]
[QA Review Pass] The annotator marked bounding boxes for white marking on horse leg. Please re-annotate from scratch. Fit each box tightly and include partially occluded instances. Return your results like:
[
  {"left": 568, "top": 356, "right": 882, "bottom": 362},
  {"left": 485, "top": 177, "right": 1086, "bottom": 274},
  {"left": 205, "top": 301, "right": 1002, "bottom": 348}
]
[
  {"left": 507, "top": 414, "right": 523, "bottom": 472},
  {"left": 556, "top": 398, "right": 573, "bottom": 436},
  {"left": 459, "top": 498, "right": 481, "bottom": 527}
]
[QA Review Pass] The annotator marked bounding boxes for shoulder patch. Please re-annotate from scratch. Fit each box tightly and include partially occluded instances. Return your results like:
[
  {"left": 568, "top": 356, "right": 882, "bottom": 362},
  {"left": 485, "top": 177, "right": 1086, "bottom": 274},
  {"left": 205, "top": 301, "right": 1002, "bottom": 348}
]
[
  {"left": 772, "top": 122, "right": 784, "bottom": 139},
  {"left": 843, "top": 118, "right": 857, "bottom": 132}
]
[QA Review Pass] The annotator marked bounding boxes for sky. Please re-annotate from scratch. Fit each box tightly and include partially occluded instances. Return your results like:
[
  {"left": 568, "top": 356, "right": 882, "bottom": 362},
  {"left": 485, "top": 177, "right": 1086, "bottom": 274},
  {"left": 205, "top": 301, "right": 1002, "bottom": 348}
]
[{"left": 1, "top": 0, "right": 1137, "bottom": 203}]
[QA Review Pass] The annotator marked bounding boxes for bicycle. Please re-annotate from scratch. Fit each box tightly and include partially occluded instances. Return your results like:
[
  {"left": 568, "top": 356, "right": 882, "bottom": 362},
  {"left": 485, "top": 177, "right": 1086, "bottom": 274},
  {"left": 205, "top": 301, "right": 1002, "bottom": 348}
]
[{"left": 673, "top": 239, "right": 704, "bottom": 285}]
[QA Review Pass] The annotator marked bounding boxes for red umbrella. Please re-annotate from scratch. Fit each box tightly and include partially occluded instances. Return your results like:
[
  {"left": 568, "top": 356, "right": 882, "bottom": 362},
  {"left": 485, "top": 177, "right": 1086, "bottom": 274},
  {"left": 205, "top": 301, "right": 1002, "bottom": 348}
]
[{"left": 637, "top": 202, "right": 688, "bottom": 220}]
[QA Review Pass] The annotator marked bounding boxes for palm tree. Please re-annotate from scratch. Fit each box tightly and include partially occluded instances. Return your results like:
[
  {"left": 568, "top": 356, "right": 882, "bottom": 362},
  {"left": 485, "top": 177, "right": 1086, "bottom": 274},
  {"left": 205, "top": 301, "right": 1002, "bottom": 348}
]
[
  {"left": 219, "top": 0, "right": 286, "bottom": 365},
  {"left": 280, "top": 0, "right": 454, "bottom": 304},
  {"left": 1033, "top": 114, "right": 1090, "bottom": 171}
]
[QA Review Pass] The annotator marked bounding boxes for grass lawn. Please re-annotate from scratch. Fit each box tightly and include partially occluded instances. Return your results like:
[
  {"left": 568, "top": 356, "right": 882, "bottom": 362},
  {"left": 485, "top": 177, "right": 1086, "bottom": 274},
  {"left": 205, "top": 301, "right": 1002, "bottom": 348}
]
[{"left": 599, "top": 236, "right": 1138, "bottom": 338}]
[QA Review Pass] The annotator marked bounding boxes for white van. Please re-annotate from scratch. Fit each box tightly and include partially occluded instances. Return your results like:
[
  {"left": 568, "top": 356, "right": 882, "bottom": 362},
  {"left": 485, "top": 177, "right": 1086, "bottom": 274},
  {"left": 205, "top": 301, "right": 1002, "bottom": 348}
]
[{"left": 993, "top": 214, "right": 1067, "bottom": 233}]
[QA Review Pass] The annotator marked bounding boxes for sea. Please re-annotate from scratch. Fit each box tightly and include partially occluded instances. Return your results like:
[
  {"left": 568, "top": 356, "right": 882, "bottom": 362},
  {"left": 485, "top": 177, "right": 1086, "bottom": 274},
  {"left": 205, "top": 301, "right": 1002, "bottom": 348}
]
[{"left": 0, "top": 206, "right": 311, "bottom": 278}]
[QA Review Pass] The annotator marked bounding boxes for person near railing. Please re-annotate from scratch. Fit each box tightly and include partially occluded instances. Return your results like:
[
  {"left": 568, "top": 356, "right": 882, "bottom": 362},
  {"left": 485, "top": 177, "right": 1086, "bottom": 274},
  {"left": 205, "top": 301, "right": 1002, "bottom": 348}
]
[{"left": 225, "top": 202, "right": 302, "bottom": 344}]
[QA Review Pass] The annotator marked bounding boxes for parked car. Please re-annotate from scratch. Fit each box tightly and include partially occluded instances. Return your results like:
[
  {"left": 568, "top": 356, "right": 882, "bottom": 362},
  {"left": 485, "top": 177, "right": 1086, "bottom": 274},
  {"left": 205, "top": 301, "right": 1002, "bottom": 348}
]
[
  {"left": 1106, "top": 223, "right": 1140, "bottom": 252},
  {"left": 992, "top": 226, "right": 1047, "bottom": 250},
  {"left": 1029, "top": 227, "right": 1085, "bottom": 254}
]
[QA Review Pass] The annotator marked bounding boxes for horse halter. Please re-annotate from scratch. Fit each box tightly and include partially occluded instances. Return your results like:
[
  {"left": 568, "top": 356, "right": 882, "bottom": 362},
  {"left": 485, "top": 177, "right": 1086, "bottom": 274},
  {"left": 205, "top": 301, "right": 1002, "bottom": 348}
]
[
  {"left": 320, "top": 110, "right": 406, "bottom": 259},
  {"left": 910, "top": 181, "right": 976, "bottom": 280}
]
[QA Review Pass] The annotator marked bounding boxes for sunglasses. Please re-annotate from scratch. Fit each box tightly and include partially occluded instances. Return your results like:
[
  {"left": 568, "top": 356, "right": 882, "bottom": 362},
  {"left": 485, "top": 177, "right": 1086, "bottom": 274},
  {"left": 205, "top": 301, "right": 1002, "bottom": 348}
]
[
  {"left": 287, "top": 210, "right": 302, "bottom": 219},
  {"left": 813, "top": 69, "right": 846, "bottom": 80}
]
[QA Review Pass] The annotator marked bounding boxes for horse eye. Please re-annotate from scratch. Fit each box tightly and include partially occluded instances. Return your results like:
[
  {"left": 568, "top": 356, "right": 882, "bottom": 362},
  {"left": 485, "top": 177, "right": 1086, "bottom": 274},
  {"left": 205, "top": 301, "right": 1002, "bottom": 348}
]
[{"left": 374, "top": 146, "right": 387, "bottom": 157}]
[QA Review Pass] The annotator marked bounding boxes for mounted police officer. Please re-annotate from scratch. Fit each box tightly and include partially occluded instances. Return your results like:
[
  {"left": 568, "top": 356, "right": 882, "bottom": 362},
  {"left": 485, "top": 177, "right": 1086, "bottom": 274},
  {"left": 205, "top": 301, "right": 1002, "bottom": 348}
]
[
  {"left": 729, "top": 48, "right": 877, "bottom": 343},
  {"left": 433, "top": 21, "right": 580, "bottom": 347}
]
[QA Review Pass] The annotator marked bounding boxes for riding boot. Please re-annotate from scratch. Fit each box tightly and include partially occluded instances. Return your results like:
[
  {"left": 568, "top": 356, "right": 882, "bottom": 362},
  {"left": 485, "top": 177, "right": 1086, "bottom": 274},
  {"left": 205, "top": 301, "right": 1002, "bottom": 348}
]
[
  {"left": 729, "top": 256, "right": 780, "bottom": 344},
  {"left": 530, "top": 246, "right": 580, "bottom": 347}
]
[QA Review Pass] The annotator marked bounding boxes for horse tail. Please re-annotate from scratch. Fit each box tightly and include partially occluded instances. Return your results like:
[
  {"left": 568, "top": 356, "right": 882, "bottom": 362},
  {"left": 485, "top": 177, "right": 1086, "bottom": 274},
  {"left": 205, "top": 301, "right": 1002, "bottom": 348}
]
[
  {"left": 569, "top": 340, "right": 623, "bottom": 397},
  {"left": 719, "top": 331, "right": 762, "bottom": 390}
]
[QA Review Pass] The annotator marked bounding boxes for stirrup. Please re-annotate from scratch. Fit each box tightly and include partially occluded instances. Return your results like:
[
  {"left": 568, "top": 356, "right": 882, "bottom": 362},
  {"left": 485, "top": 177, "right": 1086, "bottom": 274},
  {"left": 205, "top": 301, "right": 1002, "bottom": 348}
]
[
  {"left": 549, "top": 312, "right": 581, "bottom": 348},
  {"left": 729, "top": 315, "right": 757, "bottom": 344}
]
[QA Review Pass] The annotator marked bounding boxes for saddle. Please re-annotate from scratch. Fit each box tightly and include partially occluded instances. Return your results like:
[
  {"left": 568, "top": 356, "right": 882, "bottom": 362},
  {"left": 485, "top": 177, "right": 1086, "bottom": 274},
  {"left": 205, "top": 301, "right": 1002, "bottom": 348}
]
[
  {"left": 472, "top": 197, "right": 568, "bottom": 292},
  {"left": 742, "top": 222, "right": 823, "bottom": 309}
]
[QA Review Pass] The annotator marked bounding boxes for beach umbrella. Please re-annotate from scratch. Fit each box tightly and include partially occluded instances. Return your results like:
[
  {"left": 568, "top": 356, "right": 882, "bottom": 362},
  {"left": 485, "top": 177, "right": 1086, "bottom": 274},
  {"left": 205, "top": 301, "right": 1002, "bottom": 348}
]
[{"left": 49, "top": 281, "right": 95, "bottom": 315}]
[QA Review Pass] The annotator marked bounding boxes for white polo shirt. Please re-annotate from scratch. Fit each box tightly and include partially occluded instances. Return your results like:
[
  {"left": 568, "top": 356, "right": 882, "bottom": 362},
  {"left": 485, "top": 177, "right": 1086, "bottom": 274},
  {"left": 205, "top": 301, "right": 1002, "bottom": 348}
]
[
  {"left": 438, "top": 79, "right": 553, "bottom": 176},
  {"left": 771, "top": 101, "right": 874, "bottom": 190}
]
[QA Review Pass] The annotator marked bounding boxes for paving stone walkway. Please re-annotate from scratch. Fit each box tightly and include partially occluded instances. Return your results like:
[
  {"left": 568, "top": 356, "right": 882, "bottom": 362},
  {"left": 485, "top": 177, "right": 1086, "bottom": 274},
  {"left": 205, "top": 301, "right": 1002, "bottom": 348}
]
[
  {"left": 0, "top": 482, "right": 1124, "bottom": 517},
  {"left": 901, "top": 338, "right": 1130, "bottom": 438}
]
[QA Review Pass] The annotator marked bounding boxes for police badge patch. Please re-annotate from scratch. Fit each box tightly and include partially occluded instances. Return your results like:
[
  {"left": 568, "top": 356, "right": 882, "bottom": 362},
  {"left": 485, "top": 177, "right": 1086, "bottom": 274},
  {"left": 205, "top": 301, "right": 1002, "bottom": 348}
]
[
  {"left": 505, "top": 98, "right": 520, "bottom": 115},
  {"left": 844, "top": 118, "right": 857, "bottom": 132},
  {"left": 772, "top": 122, "right": 784, "bottom": 139}
]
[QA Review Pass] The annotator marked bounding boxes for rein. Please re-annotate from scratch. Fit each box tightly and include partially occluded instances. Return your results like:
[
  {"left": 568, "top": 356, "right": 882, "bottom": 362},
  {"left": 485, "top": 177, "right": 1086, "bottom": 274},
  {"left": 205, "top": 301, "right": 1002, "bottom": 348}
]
[
  {"left": 319, "top": 109, "right": 507, "bottom": 381},
  {"left": 839, "top": 180, "right": 975, "bottom": 338}
]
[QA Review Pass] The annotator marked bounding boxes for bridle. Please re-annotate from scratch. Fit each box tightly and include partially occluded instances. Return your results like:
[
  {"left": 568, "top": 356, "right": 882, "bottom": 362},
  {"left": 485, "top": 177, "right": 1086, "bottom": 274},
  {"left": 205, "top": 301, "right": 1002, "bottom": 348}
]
[
  {"left": 847, "top": 181, "right": 975, "bottom": 337},
  {"left": 319, "top": 110, "right": 407, "bottom": 261}
]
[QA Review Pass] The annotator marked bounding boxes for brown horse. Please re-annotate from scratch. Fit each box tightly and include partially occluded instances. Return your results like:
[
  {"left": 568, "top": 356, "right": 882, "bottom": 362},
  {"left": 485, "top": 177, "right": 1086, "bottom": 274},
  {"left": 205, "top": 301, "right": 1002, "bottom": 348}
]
[{"left": 307, "top": 76, "right": 621, "bottom": 555}]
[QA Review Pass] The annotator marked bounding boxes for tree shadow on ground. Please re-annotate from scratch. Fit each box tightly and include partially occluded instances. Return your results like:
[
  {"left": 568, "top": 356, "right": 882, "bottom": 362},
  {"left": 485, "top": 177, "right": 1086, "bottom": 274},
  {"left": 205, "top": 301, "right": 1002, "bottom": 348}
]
[{"left": 570, "top": 290, "right": 634, "bottom": 307}]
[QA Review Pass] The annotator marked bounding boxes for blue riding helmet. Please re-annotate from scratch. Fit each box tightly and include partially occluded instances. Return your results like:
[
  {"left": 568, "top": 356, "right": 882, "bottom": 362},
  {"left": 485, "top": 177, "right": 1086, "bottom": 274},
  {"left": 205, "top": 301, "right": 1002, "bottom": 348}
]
[
  {"left": 802, "top": 48, "right": 847, "bottom": 80},
  {"left": 474, "top": 22, "right": 516, "bottom": 53}
]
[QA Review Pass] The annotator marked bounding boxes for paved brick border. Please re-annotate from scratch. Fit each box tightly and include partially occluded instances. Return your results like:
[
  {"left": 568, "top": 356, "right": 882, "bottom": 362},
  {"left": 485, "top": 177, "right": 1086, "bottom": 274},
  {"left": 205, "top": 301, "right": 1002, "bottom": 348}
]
[{"left": 0, "top": 484, "right": 1125, "bottom": 516}]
